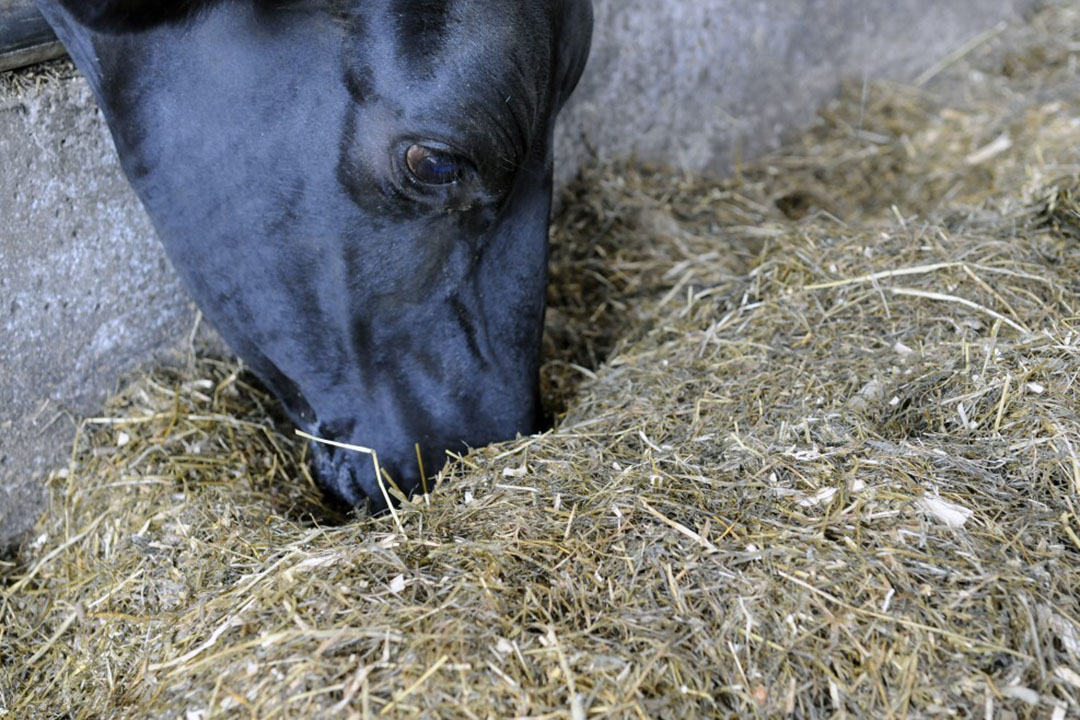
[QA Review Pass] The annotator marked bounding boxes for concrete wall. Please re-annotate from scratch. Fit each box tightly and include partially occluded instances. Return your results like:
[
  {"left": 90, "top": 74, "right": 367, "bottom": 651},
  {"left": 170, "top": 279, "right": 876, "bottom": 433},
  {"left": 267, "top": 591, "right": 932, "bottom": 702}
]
[
  {"left": 556, "top": 0, "right": 1039, "bottom": 184},
  {"left": 0, "top": 66, "right": 195, "bottom": 547},
  {"left": 0, "top": 0, "right": 1036, "bottom": 548}
]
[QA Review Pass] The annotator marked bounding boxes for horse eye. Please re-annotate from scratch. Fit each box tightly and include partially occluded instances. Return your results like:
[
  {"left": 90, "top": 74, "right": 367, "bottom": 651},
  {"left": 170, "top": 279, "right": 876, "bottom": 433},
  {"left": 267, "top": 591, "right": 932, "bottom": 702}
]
[{"left": 405, "top": 144, "right": 464, "bottom": 185}]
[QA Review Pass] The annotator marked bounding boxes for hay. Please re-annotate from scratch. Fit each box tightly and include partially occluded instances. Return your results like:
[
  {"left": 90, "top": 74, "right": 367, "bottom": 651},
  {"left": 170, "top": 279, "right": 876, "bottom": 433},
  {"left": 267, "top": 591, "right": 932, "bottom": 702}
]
[
  {"left": 3, "top": 3, "right": 1080, "bottom": 717},
  {"left": 0, "top": 57, "right": 79, "bottom": 95}
]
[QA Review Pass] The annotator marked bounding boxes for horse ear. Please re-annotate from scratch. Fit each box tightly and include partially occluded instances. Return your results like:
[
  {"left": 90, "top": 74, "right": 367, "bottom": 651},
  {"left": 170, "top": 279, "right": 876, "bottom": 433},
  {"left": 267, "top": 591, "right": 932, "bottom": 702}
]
[
  {"left": 48, "top": 0, "right": 219, "bottom": 34},
  {"left": 555, "top": 0, "right": 593, "bottom": 110}
]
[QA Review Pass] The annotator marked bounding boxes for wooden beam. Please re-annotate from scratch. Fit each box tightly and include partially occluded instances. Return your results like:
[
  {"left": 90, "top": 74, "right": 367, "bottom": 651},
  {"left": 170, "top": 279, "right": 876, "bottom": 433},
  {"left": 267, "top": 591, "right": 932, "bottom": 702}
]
[{"left": 0, "top": 0, "right": 64, "bottom": 73}]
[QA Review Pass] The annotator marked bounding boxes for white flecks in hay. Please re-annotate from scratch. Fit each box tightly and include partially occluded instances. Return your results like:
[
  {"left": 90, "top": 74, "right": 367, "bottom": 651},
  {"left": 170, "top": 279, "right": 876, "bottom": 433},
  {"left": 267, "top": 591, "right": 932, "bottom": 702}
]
[{"left": 916, "top": 493, "right": 974, "bottom": 528}]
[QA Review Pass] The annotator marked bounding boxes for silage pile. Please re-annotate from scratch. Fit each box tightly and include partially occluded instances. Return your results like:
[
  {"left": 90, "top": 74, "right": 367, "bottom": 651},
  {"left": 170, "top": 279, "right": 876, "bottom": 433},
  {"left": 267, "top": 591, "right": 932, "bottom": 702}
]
[{"left": 3, "top": 3, "right": 1080, "bottom": 718}]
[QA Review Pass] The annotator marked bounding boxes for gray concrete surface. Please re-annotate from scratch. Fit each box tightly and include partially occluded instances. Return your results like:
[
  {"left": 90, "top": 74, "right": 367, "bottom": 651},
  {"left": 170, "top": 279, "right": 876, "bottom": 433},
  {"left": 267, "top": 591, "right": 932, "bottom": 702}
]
[
  {"left": 0, "top": 65, "right": 197, "bottom": 548},
  {"left": 0, "top": 0, "right": 1036, "bottom": 549},
  {"left": 554, "top": 0, "right": 1036, "bottom": 184}
]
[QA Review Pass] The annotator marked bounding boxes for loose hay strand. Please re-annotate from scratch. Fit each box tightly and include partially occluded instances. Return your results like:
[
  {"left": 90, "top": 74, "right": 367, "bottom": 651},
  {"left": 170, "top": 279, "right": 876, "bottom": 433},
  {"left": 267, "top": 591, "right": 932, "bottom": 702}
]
[
  {"left": 294, "top": 429, "right": 405, "bottom": 536},
  {"left": 887, "top": 287, "right": 1031, "bottom": 334}
]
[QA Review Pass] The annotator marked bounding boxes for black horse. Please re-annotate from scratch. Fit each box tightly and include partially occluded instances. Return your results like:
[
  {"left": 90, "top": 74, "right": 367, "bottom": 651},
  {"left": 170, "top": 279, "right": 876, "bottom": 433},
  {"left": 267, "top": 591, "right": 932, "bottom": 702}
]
[{"left": 37, "top": 0, "right": 593, "bottom": 508}]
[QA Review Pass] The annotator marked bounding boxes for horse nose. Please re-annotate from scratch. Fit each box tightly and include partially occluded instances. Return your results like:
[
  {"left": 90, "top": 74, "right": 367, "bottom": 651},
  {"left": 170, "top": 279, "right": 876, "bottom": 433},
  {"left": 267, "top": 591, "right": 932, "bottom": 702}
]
[
  {"left": 308, "top": 435, "right": 433, "bottom": 511},
  {"left": 309, "top": 440, "right": 389, "bottom": 510}
]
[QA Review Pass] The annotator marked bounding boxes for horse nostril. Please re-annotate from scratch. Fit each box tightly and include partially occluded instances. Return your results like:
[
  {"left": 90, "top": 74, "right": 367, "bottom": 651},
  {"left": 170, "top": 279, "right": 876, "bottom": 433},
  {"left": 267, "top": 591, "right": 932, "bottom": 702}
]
[{"left": 308, "top": 441, "right": 366, "bottom": 508}]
